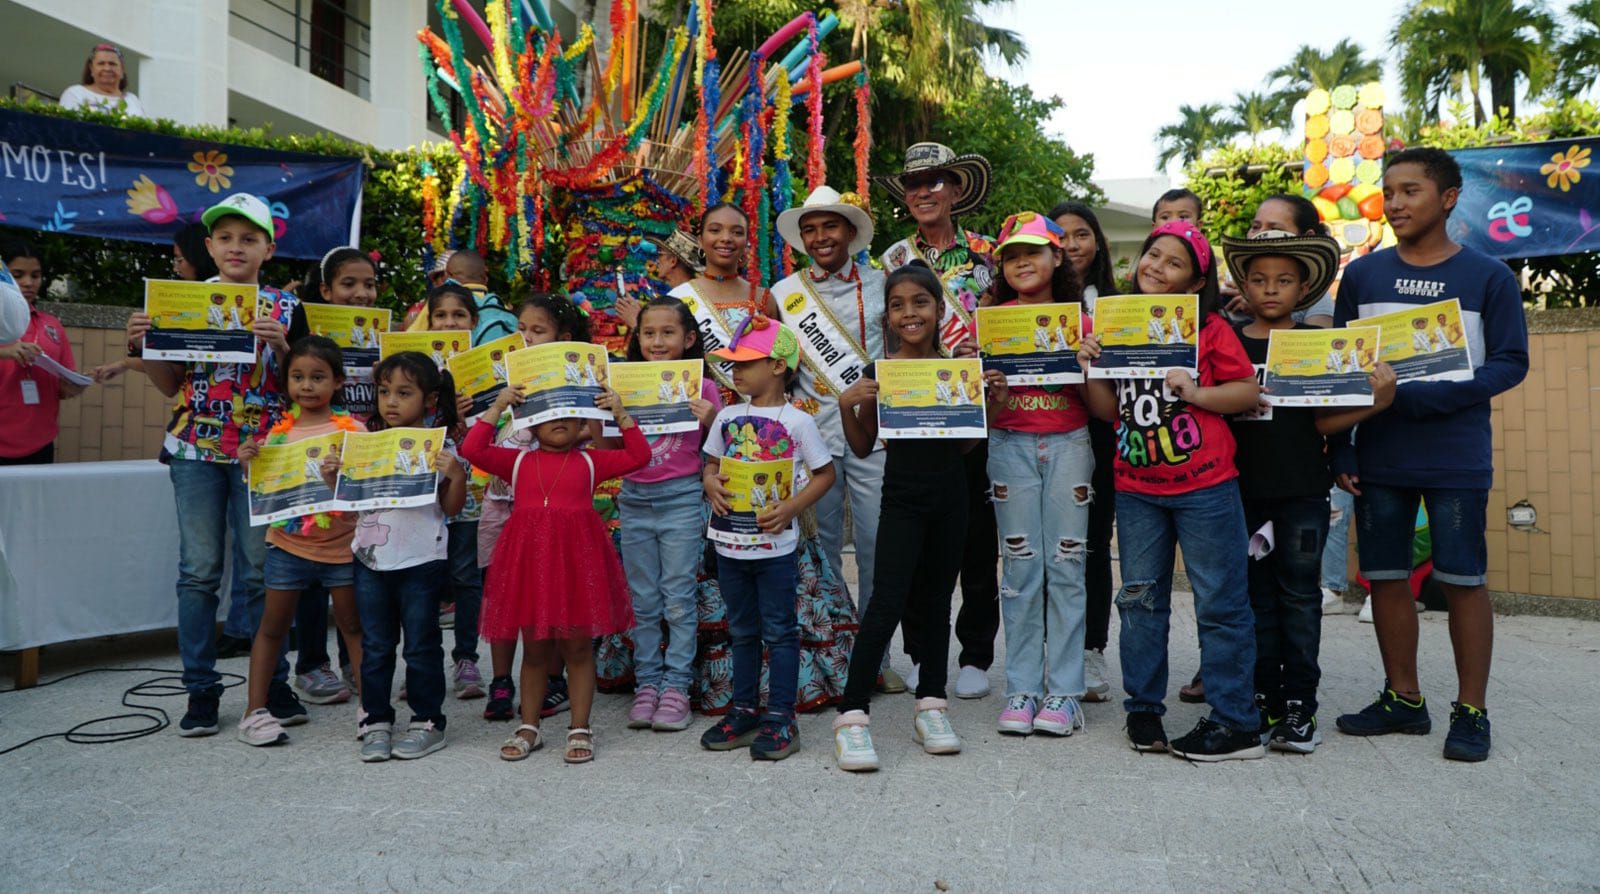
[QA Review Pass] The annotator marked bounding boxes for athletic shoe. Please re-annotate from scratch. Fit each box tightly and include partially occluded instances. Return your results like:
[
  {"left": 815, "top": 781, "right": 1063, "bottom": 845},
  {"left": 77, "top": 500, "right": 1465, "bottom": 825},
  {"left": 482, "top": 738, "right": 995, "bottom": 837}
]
[
  {"left": 954, "top": 665, "right": 991, "bottom": 699},
  {"left": 904, "top": 663, "right": 920, "bottom": 694},
  {"left": 750, "top": 717, "right": 800, "bottom": 761},
  {"left": 913, "top": 698, "right": 962, "bottom": 754},
  {"left": 438, "top": 602, "right": 455, "bottom": 629},
  {"left": 1358, "top": 595, "right": 1373, "bottom": 623},
  {"left": 391, "top": 721, "right": 447, "bottom": 760},
  {"left": 876, "top": 667, "right": 907, "bottom": 694},
  {"left": 294, "top": 662, "right": 350, "bottom": 705},
  {"left": 267, "top": 681, "right": 309, "bottom": 727},
  {"left": 1336, "top": 687, "right": 1432, "bottom": 736},
  {"left": 1032, "top": 694, "right": 1085, "bottom": 737},
  {"left": 178, "top": 691, "right": 221, "bottom": 737},
  {"left": 700, "top": 707, "right": 761, "bottom": 751},
  {"left": 628, "top": 685, "right": 660, "bottom": 729},
  {"left": 359, "top": 722, "right": 393, "bottom": 762},
  {"left": 214, "top": 634, "right": 252, "bottom": 660},
  {"left": 483, "top": 675, "right": 515, "bottom": 721},
  {"left": 1255, "top": 693, "right": 1281, "bottom": 745},
  {"left": 1321, "top": 587, "right": 1345, "bottom": 614},
  {"left": 540, "top": 677, "right": 570, "bottom": 718},
  {"left": 451, "top": 659, "right": 485, "bottom": 699},
  {"left": 1270, "top": 700, "right": 1321, "bottom": 754},
  {"left": 1082, "top": 650, "right": 1111, "bottom": 702},
  {"left": 651, "top": 689, "right": 692, "bottom": 732},
  {"left": 1170, "top": 717, "right": 1266, "bottom": 762},
  {"left": 1126, "top": 712, "right": 1168, "bottom": 753},
  {"left": 996, "top": 694, "right": 1038, "bottom": 735},
  {"left": 1442, "top": 702, "right": 1492, "bottom": 762},
  {"left": 833, "top": 711, "right": 879, "bottom": 771},
  {"left": 236, "top": 707, "right": 289, "bottom": 747}
]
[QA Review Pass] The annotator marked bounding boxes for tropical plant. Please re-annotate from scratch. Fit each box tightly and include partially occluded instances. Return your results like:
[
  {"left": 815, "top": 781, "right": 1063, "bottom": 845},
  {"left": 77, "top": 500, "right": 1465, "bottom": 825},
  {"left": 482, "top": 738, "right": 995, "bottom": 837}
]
[
  {"left": 1264, "top": 39, "right": 1384, "bottom": 127},
  {"left": 1155, "top": 103, "right": 1242, "bottom": 171},
  {"left": 1555, "top": 0, "right": 1600, "bottom": 98},
  {"left": 1183, "top": 144, "right": 1301, "bottom": 240},
  {"left": 1393, "top": 0, "right": 1559, "bottom": 125},
  {"left": 1229, "top": 91, "right": 1277, "bottom": 144}
]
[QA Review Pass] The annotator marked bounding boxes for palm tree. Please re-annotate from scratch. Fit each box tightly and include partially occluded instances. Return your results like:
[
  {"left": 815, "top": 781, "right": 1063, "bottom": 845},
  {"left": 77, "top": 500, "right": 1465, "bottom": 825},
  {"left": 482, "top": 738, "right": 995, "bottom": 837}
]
[
  {"left": 1265, "top": 39, "right": 1384, "bottom": 128},
  {"left": 1555, "top": 0, "right": 1600, "bottom": 98},
  {"left": 1230, "top": 91, "right": 1276, "bottom": 144},
  {"left": 1392, "top": 0, "right": 1559, "bottom": 124},
  {"left": 1156, "top": 103, "right": 1242, "bottom": 171}
]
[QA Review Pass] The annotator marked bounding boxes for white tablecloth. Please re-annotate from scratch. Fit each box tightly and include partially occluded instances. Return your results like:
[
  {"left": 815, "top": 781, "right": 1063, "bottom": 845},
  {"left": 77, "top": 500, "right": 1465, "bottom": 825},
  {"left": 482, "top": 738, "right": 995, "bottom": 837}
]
[{"left": 0, "top": 460, "right": 230, "bottom": 650}]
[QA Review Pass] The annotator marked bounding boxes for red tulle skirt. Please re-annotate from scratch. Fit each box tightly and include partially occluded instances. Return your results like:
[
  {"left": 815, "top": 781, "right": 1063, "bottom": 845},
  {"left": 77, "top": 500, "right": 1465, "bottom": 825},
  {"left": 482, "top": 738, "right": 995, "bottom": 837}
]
[{"left": 481, "top": 506, "right": 635, "bottom": 641}]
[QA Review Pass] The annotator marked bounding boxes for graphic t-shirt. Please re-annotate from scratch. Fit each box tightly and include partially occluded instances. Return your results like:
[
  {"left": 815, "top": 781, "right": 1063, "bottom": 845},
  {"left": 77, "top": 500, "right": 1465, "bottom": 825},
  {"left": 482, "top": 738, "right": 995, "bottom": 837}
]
[
  {"left": 1228, "top": 322, "right": 1330, "bottom": 501},
  {"left": 351, "top": 439, "right": 457, "bottom": 571},
  {"left": 628, "top": 378, "right": 723, "bottom": 484},
  {"left": 703, "top": 402, "right": 832, "bottom": 560},
  {"left": 1113, "top": 313, "right": 1254, "bottom": 496}
]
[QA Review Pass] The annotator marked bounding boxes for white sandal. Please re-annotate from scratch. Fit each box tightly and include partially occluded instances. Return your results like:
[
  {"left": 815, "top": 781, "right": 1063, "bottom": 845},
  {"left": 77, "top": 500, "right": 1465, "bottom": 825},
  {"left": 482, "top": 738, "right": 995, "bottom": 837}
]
[
  {"left": 564, "top": 727, "right": 595, "bottom": 764},
  {"left": 499, "top": 724, "right": 541, "bottom": 761}
]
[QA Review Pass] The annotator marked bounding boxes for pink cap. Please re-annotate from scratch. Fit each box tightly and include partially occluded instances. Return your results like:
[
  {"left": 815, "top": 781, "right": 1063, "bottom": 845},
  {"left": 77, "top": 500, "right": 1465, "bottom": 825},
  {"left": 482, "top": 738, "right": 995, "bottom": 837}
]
[
  {"left": 996, "top": 211, "right": 1064, "bottom": 251},
  {"left": 1149, "top": 219, "right": 1213, "bottom": 276}
]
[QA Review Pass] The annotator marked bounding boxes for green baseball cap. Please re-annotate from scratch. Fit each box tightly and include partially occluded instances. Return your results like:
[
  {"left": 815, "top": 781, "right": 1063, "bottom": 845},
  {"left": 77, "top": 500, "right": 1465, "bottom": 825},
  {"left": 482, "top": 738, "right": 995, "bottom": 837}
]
[{"left": 202, "top": 193, "right": 275, "bottom": 242}]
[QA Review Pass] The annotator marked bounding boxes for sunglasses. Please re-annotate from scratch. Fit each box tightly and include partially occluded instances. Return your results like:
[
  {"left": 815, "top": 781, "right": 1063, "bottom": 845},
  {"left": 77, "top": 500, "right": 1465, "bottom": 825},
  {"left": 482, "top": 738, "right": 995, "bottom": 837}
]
[{"left": 902, "top": 173, "right": 950, "bottom": 192}]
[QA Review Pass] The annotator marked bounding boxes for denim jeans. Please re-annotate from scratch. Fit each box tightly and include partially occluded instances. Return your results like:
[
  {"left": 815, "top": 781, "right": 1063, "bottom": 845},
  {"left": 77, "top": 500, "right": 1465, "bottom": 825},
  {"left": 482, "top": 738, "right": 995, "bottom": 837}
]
[
  {"left": 813, "top": 448, "right": 885, "bottom": 622},
  {"left": 620, "top": 475, "right": 704, "bottom": 693},
  {"left": 221, "top": 557, "right": 258, "bottom": 640},
  {"left": 1320, "top": 485, "right": 1353, "bottom": 592},
  {"left": 987, "top": 428, "right": 1094, "bottom": 699},
  {"left": 169, "top": 458, "right": 269, "bottom": 694},
  {"left": 1356, "top": 485, "right": 1489, "bottom": 587},
  {"left": 1115, "top": 480, "right": 1257, "bottom": 733},
  {"left": 1245, "top": 496, "right": 1329, "bottom": 714},
  {"left": 356, "top": 559, "right": 448, "bottom": 729},
  {"left": 446, "top": 521, "right": 482, "bottom": 663},
  {"left": 719, "top": 553, "right": 799, "bottom": 721}
]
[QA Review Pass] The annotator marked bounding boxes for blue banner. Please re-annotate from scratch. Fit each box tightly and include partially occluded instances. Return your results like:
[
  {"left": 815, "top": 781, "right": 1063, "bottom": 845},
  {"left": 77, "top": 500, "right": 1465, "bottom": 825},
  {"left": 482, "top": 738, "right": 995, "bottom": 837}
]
[
  {"left": 1449, "top": 137, "right": 1600, "bottom": 260},
  {"left": 0, "top": 108, "right": 364, "bottom": 259}
]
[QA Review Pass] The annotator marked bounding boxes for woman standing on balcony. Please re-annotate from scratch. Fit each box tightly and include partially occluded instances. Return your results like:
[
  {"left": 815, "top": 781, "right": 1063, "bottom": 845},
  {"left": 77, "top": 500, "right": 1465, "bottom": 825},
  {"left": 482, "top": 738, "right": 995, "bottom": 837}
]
[{"left": 59, "top": 43, "right": 145, "bottom": 117}]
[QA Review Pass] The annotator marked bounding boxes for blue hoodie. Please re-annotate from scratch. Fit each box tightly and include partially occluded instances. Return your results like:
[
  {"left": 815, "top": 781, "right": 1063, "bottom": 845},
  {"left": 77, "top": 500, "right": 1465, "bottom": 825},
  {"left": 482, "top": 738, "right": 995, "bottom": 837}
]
[{"left": 1329, "top": 243, "right": 1529, "bottom": 490}]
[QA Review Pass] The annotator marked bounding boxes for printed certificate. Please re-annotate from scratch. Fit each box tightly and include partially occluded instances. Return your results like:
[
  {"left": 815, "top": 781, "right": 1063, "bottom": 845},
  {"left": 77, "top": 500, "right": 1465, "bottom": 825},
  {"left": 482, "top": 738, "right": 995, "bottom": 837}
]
[
  {"left": 332, "top": 427, "right": 446, "bottom": 510},
  {"left": 707, "top": 457, "right": 795, "bottom": 546},
  {"left": 447, "top": 332, "right": 523, "bottom": 419},
  {"left": 1264, "top": 326, "right": 1381, "bottom": 406},
  {"left": 1359, "top": 298, "right": 1473, "bottom": 383},
  {"left": 604, "top": 360, "right": 704, "bottom": 436},
  {"left": 304, "top": 304, "right": 391, "bottom": 374},
  {"left": 976, "top": 302, "right": 1084, "bottom": 384},
  {"left": 246, "top": 433, "right": 342, "bottom": 525},
  {"left": 874, "top": 358, "right": 986, "bottom": 438},
  {"left": 142, "top": 279, "right": 260, "bottom": 362},
  {"left": 381, "top": 330, "right": 469, "bottom": 369},
  {"left": 1087, "top": 294, "right": 1199, "bottom": 378},
  {"left": 505, "top": 341, "right": 610, "bottom": 429}
]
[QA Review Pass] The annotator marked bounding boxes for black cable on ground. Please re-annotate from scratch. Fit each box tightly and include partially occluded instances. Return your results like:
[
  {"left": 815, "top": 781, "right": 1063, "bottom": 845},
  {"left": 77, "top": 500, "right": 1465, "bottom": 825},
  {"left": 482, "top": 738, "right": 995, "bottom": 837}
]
[{"left": 0, "top": 667, "right": 245, "bottom": 755}]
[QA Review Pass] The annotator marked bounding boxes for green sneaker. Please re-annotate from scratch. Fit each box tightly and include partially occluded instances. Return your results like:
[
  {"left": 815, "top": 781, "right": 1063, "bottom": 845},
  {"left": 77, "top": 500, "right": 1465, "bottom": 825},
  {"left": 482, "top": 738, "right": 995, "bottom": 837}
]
[{"left": 1336, "top": 686, "right": 1431, "bottom": 736}]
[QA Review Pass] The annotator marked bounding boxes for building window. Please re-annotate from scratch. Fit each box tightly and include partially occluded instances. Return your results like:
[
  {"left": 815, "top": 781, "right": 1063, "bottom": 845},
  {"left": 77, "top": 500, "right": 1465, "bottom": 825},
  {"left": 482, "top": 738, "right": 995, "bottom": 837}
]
[{"left": 230, "top": 0, "right": 372, "bottom": 99}]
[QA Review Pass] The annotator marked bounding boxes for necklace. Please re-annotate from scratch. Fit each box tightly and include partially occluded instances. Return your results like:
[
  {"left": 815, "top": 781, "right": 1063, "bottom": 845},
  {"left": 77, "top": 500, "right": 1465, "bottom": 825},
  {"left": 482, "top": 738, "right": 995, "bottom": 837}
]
[
  {"left": 705, "top": 270, "right": 735, "bottom": 283},
  {"left": 535, "top": 449, "right": 574, "bottom": 507}
]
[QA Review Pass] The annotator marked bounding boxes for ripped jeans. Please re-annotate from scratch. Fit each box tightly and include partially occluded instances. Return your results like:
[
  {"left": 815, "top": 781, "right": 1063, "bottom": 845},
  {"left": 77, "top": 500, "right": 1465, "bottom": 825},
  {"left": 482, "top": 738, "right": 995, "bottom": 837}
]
[
  {"left": 619, "top": 475, "right": 706, "bottom": 693},
  {"left": 987, "top": 427, "right": 1094, "bottom": 699}
]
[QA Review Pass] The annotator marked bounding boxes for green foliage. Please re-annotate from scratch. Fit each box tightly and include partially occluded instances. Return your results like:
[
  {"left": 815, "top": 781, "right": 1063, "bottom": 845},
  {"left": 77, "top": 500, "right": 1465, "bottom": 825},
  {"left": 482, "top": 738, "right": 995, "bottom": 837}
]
[
  {"left": 1393, "top": 0, "right": 1557, "bottom": 124},
  {"left": 1183, "top": 144, "right": 1300, "bottom": 240},
  {"left": 1265, "top": 39, "right": 1384, "bottom": 130},
  {"left": 1156, "top": 103, "right": 1242, "bottom": 171}
]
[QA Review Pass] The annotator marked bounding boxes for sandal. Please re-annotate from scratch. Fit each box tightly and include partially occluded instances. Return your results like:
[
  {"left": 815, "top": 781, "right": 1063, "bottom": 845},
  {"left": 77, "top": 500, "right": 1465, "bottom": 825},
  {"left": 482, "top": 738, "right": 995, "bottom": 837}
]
[
  {"left": 1178, "top": 673, "right": 1206, "bottom": 704},
  {"left": 564, "top": 727, "right": 595, "bottom": 764},
  {"left": 499, "top": 724, "right": 542, "bottom": 761}
]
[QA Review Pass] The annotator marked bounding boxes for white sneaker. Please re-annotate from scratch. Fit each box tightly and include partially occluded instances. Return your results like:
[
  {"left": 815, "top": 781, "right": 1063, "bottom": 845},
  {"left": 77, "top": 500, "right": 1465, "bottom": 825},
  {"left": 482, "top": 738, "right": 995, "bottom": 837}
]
[
  {"left": 236, "top": 708, "right": 288, "bottom": 747},
  {"left": 1083, "top": 649, "right": 1111, "bottom": 702},
  {"left": 1358, "top": 595, "right": 1374, "bottom": 623},
  {"left": 913, "top": 698, "right": 962, "bottom": 754},
  {"left": 904, "top": 663, "right": 920, "bottom": 694},
  {"left": 954, "top": 665, "right": 990, "bottom": 699},
  {"left": 833, "top": 711, "right": 879, "bottom": 772},
  {"left": 1321, "top": 587, "right": 1345, "bottom": 614}
]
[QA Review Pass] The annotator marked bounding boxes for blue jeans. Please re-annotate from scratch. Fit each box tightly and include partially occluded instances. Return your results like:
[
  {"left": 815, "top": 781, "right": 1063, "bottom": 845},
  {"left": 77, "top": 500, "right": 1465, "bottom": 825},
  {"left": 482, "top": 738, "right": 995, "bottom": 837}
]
[
  {"left": 620, "top": 476, "right": 704, "bottom": 692},
  {"left": 1321, "top": 486, "right": 1353, "bottom": 592},
  {"left": 1115, "top": 480, "right": 1257, "bottom": 733},
  {"left": 987, "top": 428, "right": 1094, "bottom": 699},
  {"left": 446, "top": 521, "right": 482, "bottom": 663},
  {"left": 718, "top": 553, "right": 799, "bottom": 721},
  {"left": 221, "top": 558, "right": 257, "bottom": 640},
  {"left": 356, "top": 560, "right": 448, "bottom": 729},
  {"left": 1245, "top": 496, "right": 1328, "bottom": 714},
  {"left": 1356, "top": 484, "right": 1488, "bottom": 587},
  {"left": 169, "top": 458, "right": 269, "bottom": 695}
]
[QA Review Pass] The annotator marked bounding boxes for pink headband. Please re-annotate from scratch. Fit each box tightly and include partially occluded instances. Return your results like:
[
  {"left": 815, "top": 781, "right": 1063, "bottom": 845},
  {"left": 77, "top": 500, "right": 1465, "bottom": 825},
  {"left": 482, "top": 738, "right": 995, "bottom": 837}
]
[{"left": 1149, "top": 219, "right": 1213, "bottom": 276}]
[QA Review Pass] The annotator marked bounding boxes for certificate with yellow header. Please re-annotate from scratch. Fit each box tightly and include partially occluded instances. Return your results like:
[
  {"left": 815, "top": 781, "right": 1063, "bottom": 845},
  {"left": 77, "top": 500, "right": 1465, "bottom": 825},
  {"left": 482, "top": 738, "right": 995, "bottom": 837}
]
[
  {"left": 976, "top": 302, "right": 1083, "bottom": 384},
  {"left": 381, "top": 330, "right": 469, "bottom": 370},
  {"left": 1358, "top": 298, "right": 1473, "bottom": 383},
  {"left": 1088, "top": 294, "right": 1199, "bottom": 378},
  {"left": 604, "top": 360, "right": 703, "bottom": 436},
  {"left": 304, "top": 304, "right": 392, "bottom": 374},
  {"left": 707, "top": 457, "right": 794, "bottom": 546},
  {"left": 874, "top": 358, "right": 986, "bottom": 438},
  {"left": 1264, "top": 326, "right": 1381, "bottom": 406},
  {"left": 332, "top": 427, "right": 447, "bottom": 510},
  {"left": 505, "top": 341, "right": 610, "bottom": 430},
  {"left": 448, "top": 333, "right": 523, "bottom": 419},
  {"left": 247, "top": 433, "right": 343, "bottom": 525},
  {"left": 143, "top": 279, "right": 260, "bottom": 362}
]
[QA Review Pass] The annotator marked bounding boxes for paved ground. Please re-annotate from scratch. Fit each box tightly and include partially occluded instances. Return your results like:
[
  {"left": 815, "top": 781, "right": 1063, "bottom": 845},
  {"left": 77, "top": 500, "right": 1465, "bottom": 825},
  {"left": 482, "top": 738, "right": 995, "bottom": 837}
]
[{"left": 3, "top": 568, "right": 1598, "bottom": 892}]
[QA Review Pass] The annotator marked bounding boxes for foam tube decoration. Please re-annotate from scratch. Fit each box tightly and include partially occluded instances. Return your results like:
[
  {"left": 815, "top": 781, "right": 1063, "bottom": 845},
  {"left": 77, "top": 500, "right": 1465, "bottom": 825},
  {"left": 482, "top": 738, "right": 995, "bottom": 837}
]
[
  {"left": 790, "top": 60, "right": 862, "bottom": 99},
  {"left": 781, "top": 12, "right": 837, "bottom": 83},
  {"left": 755, "top": 12, "right": 812, "bottom": 61},
  {"left": 521, "top": 0, "right": 553, "bottom": 32},
  {"left": 451, "top": 0, "right": 495, "bottom": 50}
]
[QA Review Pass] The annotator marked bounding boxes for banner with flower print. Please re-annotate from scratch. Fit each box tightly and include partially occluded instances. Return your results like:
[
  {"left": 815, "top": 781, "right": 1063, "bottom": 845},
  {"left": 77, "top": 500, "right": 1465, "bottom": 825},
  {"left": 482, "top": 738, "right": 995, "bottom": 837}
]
[
  {"left": 0, "top": 107, "right": 363, "bottom": 259},
  {"left": 1448, "top": 137, "right": 1600, "bottom": 260}
]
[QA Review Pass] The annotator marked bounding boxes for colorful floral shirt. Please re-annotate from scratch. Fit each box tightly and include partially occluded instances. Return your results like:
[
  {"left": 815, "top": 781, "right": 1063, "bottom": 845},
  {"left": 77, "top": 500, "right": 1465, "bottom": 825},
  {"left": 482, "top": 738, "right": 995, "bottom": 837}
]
[{"left": 881, "top": 228, "right": 996, "bottom": 317}]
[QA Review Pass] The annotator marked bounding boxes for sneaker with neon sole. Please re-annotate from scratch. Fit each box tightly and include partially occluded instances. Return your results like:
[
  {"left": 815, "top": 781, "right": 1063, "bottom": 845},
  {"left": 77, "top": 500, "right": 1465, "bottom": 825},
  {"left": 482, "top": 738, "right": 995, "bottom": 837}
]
[
  {"left": 1442, "top": 702, "right": 1491, "bottom": 762},
  {"left": 1336, "top": 686, "right": 1432, "bottom": 736}
]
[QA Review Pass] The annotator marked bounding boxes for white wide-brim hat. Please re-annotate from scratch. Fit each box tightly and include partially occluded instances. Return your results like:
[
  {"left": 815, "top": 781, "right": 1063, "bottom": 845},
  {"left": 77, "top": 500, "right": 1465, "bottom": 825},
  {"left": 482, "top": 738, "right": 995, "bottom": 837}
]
[{"left": 776, "top": 186, "right": 874, "bottom": 257}]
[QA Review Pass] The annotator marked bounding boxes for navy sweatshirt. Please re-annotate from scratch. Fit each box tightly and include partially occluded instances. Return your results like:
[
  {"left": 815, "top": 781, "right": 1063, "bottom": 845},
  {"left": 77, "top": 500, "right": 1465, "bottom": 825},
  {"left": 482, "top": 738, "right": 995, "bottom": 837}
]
[{"left": 1330, "top": 244, "right": 1529, "bottom": 490}]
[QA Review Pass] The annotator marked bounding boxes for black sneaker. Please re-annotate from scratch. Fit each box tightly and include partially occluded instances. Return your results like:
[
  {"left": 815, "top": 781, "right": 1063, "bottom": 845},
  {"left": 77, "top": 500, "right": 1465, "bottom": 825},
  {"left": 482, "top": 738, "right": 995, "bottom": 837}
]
[
  {"left": 750, "top": 716, "right": 800, "bottom": 761},
  {"left": 178, "top": 690, "right": 221, "bottom": 737},
  {"left": 268, "top": 681, "right": 309, "bottom": 727},
  {"left": 1255, "top": 693, "right": 1281, "bottom": 745},
  {"left": 1442, "top": 702, "right": 1491, "bottom": 762},
  {"left": 1170, "top": 717, "right": 1266, "bottom": 762},
  {"left": 699, "top": 707, "right": 762, "bottom": 751},
  {"left": 483, "top": 675, "right": 516, "bottom": 721},
  {"left": 1270, "top": 700, "right": 1321, "bottom": 754},
  {"left": 215, "top": 634, "right": 252, "bottom": 660},
  {"left": 1126, "top": 712, "right": 1168, "bottom": 753},
  {"left": 1335, "top": 686, "right": 1431, "bottom": 736},
  {"left": 540, "top": 676, "right": 570, "bottom": 718}
]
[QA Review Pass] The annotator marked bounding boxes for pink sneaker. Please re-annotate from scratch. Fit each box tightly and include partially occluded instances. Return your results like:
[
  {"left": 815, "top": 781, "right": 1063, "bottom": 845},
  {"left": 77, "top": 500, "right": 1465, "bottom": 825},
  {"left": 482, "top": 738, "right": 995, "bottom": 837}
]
[
  {"left": 651, "top": 688, "right": 692, "bottom": 731},
  {"left": 997, "top": 694, "right": 1038, "bottom": 735},
  {"left": 1033, "top": 694, "right": 1085, "bottom": 736},
  {"left": 628, "top": 686, "right": 659, "bottom": 729}
]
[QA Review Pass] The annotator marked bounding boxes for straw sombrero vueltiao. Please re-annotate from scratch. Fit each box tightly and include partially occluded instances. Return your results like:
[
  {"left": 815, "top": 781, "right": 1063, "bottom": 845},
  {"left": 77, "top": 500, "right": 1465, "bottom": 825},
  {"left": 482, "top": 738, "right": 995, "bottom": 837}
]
[
  {"left": 874, "top": 142, "right": 992, "bottom": 218},
  {"left": 1220, "top": 230, "right": 1342, "bottom": 312},
  {"left": 646, "top": 229, "right": 704, "bottom": 273}
]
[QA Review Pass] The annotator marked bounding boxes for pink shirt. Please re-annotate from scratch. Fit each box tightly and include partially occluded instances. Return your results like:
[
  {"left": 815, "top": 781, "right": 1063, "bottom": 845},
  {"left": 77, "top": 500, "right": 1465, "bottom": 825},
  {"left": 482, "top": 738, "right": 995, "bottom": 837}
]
[
  {"left": 626, "top": 378, "right": 722, "bottom": 484},
  {"left": 0, "top": 307, "right": 75, "bottom": 458}
]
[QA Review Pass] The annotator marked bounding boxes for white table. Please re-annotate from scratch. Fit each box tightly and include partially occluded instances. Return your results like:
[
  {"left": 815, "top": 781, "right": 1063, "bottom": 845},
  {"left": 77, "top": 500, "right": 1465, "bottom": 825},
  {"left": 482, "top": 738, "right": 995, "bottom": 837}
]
[{"left": 0, "top": 460, "right": 232, "bottom": 686}]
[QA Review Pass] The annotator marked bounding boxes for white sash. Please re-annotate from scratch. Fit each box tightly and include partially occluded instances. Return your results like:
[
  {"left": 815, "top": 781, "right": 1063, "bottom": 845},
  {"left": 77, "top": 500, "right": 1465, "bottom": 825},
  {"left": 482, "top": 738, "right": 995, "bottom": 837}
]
[
  {"left": 776, "top": 275, "right": 871, "bottom": 397},
  {"left": 671, "top": 282, "right": 737, "bottom": 391},
  {"left": 894, "top": 237, "right": 976, "bottom": 351}
]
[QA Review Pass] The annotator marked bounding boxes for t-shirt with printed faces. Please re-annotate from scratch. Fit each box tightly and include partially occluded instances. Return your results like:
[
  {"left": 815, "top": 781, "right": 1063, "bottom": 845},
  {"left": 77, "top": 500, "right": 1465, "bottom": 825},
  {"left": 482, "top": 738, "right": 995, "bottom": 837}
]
[
  {"left": 703, "top": 402, "right": 831, "bottom": 560},
  {"left": 1112, "top": 312, "right": 1255, "bottom": 496},
  {"left": 628, "top": 378, "right": 723, "bottom": 484}
]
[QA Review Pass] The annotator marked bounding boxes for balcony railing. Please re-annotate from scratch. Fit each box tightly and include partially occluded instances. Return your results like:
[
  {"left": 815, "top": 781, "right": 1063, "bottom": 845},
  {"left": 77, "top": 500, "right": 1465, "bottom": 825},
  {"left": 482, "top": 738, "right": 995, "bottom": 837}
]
[{"left": 230, "top": 0, "right": 372, "bottom": 99}]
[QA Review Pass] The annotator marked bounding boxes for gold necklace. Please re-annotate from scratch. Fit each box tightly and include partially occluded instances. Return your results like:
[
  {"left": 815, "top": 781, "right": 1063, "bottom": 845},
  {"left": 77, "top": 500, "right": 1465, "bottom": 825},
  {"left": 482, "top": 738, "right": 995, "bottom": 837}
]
[{"left": 535, "top": 449, "right": 574, "bottom": 507}]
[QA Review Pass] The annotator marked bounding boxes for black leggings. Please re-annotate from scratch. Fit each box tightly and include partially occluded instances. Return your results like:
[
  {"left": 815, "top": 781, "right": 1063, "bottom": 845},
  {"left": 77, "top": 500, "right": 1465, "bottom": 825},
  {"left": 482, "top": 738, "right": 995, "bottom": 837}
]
[{"left": 1084, "top": 418, "right": 1116, "bottom": 652}]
